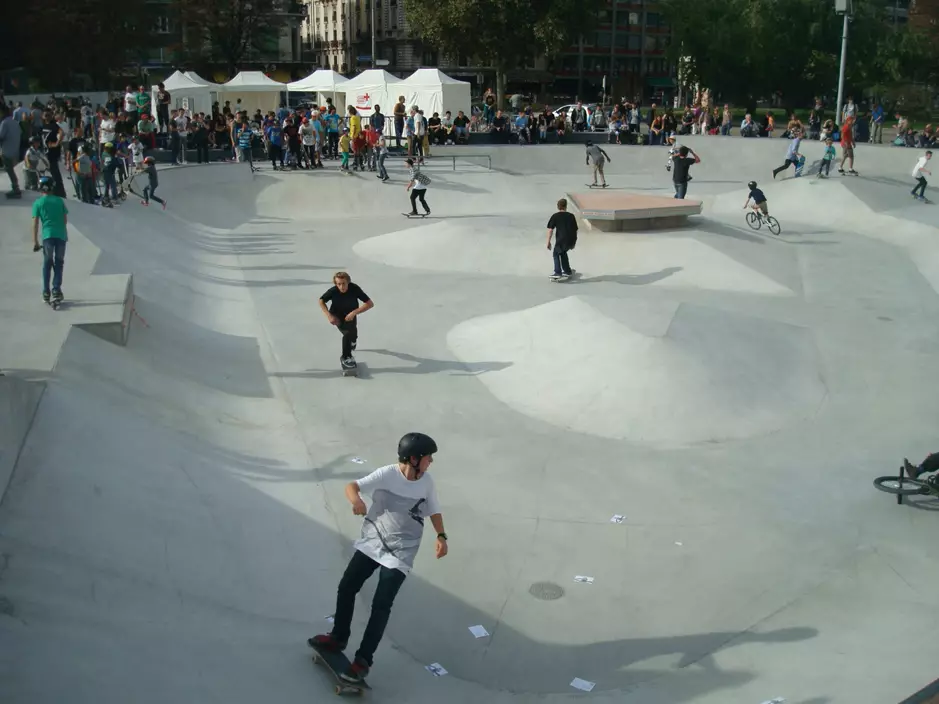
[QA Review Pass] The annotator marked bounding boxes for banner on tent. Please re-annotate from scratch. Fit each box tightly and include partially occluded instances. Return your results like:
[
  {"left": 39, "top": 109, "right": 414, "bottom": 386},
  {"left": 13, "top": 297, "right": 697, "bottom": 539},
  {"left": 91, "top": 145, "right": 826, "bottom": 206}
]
[{"left": 354, "top": 92, "right": 372, "bottom": 110}]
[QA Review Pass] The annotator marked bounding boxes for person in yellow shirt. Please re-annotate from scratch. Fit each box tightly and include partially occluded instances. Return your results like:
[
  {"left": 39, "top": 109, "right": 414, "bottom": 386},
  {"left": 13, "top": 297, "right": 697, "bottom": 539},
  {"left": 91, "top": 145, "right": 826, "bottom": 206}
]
[
  {"left": 339, "top": 128, "right": 351, "bottom": 171},
  {"left": 348, "top": 106, "right": 362, "bottom": 140}
]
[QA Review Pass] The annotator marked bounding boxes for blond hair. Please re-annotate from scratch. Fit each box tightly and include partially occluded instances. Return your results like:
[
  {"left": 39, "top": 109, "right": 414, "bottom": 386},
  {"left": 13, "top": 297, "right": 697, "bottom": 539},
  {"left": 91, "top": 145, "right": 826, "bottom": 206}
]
[{"left": 333, "top": 271, "right": 350, "bottom": 284}]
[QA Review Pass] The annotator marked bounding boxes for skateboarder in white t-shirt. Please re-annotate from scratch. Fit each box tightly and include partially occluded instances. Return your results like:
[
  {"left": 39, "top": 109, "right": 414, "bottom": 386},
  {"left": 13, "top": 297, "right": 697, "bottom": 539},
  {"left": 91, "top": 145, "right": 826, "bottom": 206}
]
[{"left": 309, "top": 433, "right": 448, "bottom": 684}]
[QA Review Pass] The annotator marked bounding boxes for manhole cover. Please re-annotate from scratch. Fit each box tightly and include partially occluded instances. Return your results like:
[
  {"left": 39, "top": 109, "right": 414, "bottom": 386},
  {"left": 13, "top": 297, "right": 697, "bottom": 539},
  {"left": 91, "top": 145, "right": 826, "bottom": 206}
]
[{"left": 529, "top": 581, "right": 564, "bottom": 601}]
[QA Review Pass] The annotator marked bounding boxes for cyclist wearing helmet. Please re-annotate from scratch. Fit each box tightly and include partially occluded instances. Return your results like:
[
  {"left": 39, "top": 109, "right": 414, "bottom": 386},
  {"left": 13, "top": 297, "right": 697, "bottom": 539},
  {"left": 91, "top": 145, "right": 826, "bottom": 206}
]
[
  {"left": 310, "top": 432, "right": 447, "bottom": 684},
  {"left": 584, "top": 139, "right": 611, "bottom": 187},
  {"left": 743, "top": 180, "right": 769, "bottom": 216},
  {"left": 32, "top": 176, "right": 69, "bottom": 304}
]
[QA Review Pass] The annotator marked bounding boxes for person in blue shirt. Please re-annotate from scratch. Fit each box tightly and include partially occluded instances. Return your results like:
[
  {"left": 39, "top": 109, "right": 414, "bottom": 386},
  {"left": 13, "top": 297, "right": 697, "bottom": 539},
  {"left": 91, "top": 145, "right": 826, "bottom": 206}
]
[
  {"left": 266, "top": 122, "right": 284, "bottom": 169},
  {"left": 870, "top": 103, "right": 885, "bottom": 144},
  {"left": 514, "top": 112, "right": 530, "bottom": 144},
  {"left": 772, "top": 131, "right": 803, "bottom": 179},
  {"left": 325, "top": 107, "right": 340, "bottom": 159},
  {"left": 238, "top": 123, "right": 255, "bottom": 169},
  {"left": 743, "top": 181, "right": 769, "bottom": 217}
]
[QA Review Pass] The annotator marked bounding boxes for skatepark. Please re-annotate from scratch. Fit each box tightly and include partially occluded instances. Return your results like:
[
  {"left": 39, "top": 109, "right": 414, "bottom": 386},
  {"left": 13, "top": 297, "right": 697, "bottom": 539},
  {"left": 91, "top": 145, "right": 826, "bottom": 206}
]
[{"left": 1, "top": 137, "right": 938, "bottom": 703}]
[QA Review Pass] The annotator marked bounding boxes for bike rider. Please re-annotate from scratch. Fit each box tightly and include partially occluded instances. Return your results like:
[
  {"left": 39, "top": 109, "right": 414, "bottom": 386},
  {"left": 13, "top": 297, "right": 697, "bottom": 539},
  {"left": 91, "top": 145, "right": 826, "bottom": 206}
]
[
  {"left": 904, "top": 453, "right": 939, "bottom": 487},
  {"left": 743, "top": 180, "right": 770, "bottom": 217},
  {"left": 309, "top": 432, "right": 448, "bottom": 684}
]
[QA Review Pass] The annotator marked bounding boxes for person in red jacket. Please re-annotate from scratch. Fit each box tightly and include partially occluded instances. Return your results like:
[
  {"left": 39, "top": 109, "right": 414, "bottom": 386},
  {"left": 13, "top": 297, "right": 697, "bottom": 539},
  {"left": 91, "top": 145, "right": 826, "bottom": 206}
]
[{"left": 838, "top": 115, "right": 858, "bottom": 176}]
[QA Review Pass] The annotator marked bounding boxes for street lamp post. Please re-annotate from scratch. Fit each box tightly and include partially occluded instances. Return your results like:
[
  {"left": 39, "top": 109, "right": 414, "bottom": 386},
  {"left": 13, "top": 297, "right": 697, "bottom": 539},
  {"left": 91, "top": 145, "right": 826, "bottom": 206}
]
[
  {"left": 371, "top": 0, "right": 377, "bottom": 68},
  {"left": 834, "top": 0, "right": 852, "bottom": 125}
]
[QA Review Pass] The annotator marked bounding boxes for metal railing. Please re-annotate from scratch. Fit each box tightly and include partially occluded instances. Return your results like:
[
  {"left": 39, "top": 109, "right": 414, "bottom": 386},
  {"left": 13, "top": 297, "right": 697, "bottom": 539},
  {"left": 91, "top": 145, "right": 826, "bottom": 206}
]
[{"left": 446, "top": 154, "right": 491, "bottom": 171}]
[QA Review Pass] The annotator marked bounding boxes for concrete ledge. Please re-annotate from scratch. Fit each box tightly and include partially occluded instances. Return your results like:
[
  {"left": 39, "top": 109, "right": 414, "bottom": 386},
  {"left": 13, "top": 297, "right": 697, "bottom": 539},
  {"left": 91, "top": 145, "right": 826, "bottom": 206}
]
[
  {"left": 899, "top": 677, "right": 939, "bottom": 704},
  {"left": 0, "top": 375, "right": 45, "bottom": 504},
  {"left": 71, "top": 274, "right": 135, "bottom": 347},
  {"left": 567, "top": 191, "right": 702, "bottom": 232}
]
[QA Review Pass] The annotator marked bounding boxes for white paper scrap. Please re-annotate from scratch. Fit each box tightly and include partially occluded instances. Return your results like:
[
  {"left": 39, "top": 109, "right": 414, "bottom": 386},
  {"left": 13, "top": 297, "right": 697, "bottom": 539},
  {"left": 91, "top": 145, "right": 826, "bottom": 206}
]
[
  {"left": 468, "top": 625, "right": 490, "bottom": 638},
  {"left": 573, "top": 575, "right": 595, "bottom": 584},
  {"left": 426, "top": 663, "right": 448, "bottom": 677},
  {"left": 759, "top": 699, "right": 785, "bottom": 704},
  {"left": 324, "top": 614, "right": 334, "bottom": 623},
  {"left": 610, "top": 514, "right": 625, "bottom": 523},
  {"left": 570, "top": 677, "right": 596, "bottom": 692},
  {"left": 675, "top": 542, "right": 683, "bottom": 546},
  {"left": 350, "top": 457, "right": 367, "bottom": 464}
]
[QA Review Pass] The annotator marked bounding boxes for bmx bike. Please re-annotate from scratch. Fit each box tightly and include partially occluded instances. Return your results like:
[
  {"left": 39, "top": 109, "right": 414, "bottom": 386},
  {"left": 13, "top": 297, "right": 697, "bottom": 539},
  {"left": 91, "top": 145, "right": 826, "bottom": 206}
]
[
  {"left": 873, "top": 463, "right": 939, "bottom": 505},
  {"left": 745, "top": 208, "right": 782, "bottom": 236}
]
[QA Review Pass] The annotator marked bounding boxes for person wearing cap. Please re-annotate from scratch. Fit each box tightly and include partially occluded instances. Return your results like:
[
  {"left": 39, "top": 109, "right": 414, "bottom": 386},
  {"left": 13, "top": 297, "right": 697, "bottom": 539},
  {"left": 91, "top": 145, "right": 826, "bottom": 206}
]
[
  {"left": 299, "top": 116, "right": 317, "bottom": 168},
  {"left": 138, "top": 156, "right": 166, "bottom": 209},
  {"left": 32, "top": 175, "right": 69, "bottom": 304},
  {"left": 24, "top": 136, "right": 49, "bottom": 190},
  {"left": 137, "top": 114, "right": 156, "bottom": 149},
  {"left": 338, "top": 127, "right": 351, "bottom": 171}
]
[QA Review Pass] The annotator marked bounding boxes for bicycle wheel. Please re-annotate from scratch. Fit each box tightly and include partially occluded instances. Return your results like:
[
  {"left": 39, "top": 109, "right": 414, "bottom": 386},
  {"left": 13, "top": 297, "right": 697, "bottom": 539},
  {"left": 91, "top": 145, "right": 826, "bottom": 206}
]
[
  {"left": 873, "top": 476, "right": 929, "bottom": 496},
  {"left": 766, "top": 216, "right": 782, "bottom": 236},
  {"left": 745, "top": 211, "right": 761, "bottom": 230}
]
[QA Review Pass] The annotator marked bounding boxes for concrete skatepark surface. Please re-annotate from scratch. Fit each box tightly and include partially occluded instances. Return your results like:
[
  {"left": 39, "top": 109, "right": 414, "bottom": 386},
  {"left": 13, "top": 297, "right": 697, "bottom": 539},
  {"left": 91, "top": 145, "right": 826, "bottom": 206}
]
[{"left": 1, "top": 137, "right": 938, "bottom": 703}]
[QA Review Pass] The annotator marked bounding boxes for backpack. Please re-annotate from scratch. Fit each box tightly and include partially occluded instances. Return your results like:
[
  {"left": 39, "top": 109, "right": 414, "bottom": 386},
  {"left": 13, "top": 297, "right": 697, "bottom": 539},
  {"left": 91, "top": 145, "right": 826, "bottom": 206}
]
[{"left": 415, "top": 171, "right": 431, "bottom": 185}]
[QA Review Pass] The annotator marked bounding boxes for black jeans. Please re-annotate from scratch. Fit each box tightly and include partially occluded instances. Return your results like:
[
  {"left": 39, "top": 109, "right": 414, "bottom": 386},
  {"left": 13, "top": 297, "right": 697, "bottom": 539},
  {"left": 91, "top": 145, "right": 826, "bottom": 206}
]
[
  {"left": 195, "top": 141, "right": 209, "bottom": 163},
  {"left": 912, "top": 176, "right": 927, "bottom": 198},
  {"left": 337, "top": 318, "right": 358, "bottom": 358},
  {"left": 143, "top": 184, "right": 164, "bottom": 205},
  {"left": 330, "top": 551, "right": 406, "bottom": 666},
  {"left": 394, "top": 116, "right": 404, "bottom": 147},
  {"left": 552, "top": 248, "right": 572, "bottom": 276},
  {"left": 773, "top": 159, "right": 794, "bottom": 178},
  {"left": 328, "top": 132, "right": 339, "bottom": 158},
  {"left": 409, "top": 188, "right": 429, "bottom": 214},
  {"left": 269, "top": 144, "right": 283, "bottom": 168}
]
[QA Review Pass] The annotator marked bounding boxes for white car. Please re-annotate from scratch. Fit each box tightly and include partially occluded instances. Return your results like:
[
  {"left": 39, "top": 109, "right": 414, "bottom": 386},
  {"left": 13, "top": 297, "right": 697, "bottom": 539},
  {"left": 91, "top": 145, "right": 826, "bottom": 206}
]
[{"left": 552, "top": 103, "right": 598, "bottom": 123}]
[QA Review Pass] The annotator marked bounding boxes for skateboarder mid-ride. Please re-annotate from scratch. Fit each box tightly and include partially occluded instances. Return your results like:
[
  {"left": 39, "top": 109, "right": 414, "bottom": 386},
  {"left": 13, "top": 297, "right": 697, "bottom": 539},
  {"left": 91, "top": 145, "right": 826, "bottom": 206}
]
[
  {"left": 911, "top": 150, "right": 932, "bottom": 201},
  {"left": 309, "top": 432, "right": 448, "bottom": 684},
  {"left": 585, "top": 140, "right": 611, "bottom": 187},
  {"left": 547, "top": 197, "right": 578, "bottom": 280},
  {"left": 405, "top": 158, "right": 431, "bottom": 216},
  {"left": 319, "top": 271, "right": 374, "bottom": 369}
]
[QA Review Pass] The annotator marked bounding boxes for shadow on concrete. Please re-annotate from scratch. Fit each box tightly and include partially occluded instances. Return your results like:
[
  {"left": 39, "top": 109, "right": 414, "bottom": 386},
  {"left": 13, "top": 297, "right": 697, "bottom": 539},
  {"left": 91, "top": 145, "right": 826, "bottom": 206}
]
[
  {"left": 573, "top": 267, "right": 684, "bottom": 286},
  {"left": 695, "top": 219, "right": 767, "bottom": 244},
  {"left": 271, "top": 351, "right": 512, "bottom": 379},
  {"left": 421, "top": 178, "right": 491, "bottom": 195}
]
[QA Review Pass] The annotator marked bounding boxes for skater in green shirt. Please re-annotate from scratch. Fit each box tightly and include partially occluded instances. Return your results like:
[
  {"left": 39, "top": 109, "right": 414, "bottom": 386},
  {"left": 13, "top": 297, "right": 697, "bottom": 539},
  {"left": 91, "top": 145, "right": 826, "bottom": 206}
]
[{"left": 31, "top": 176, "right": 69, "bottom": 304}]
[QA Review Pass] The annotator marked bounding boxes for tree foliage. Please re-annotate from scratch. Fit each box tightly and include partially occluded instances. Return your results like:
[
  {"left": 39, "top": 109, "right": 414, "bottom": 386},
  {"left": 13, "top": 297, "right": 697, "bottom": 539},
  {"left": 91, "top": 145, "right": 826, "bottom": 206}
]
[
  {"left": 403, "top": 0, "right": 604, "bottom": 101},
  {"left": 176, "top": 0, "right": 283, "bottom": 78},
  {"left": 660, "top": 0, "right": 936, "bottom": 107},
  {"left": 14, "top": 0, "right": 159, "bottom": 89}
]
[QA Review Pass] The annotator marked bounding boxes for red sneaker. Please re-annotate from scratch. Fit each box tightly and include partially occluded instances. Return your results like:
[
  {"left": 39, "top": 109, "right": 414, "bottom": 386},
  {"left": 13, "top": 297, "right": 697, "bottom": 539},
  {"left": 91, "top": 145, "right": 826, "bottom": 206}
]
[
  {"left": 307, "top": 633, "right": 346, "bottom": 652},
  {"left": 339, "top": 658, "right": 370, "bottom": 684}
]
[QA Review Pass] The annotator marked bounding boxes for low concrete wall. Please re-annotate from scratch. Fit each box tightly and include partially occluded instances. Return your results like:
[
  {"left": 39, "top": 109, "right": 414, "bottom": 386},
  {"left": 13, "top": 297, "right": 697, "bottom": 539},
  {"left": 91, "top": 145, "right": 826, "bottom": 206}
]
[{"left": 0, "top": 375, "right": 45, "bottom": 505}]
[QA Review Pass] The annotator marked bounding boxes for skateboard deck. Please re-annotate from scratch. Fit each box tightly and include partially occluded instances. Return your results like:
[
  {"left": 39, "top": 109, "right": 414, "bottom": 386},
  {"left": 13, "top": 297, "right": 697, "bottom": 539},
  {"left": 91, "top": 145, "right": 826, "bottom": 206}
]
[
  {"left": 402, "top": 212, "right": 428, "bottom": 218},
  {"left": 341, "top": 359, "right": 358, "bottom": 377},
  {"left": 794, "top": 155, "right": 806, "bottom": 177},
  {"left": 550, "top": 271, "right": 578, "bottom": 283},
  {"left": 585, "top": 183, "right": 609, "bottom": 188},
  {"left": 310, "top": 643, "right": 370, "bottom": 696}
]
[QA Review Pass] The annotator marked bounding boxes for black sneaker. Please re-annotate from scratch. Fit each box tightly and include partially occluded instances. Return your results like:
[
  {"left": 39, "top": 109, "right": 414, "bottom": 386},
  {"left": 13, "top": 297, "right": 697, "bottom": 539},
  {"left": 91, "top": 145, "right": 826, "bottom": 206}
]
[
  {"left": 42, "top": 292, "right": 51, "bottom": 304},
  {"left": 340, "top": 658, "right": 370, "bottom": 684},
  {"left": 351, "top": 341, "right": 357, "bottom": 351},
  {"left": 903, "top": 458, "right": 920, "bottom": 480},
  {"left": 52, "top": 289, "right": 64, "bottom": 302}
]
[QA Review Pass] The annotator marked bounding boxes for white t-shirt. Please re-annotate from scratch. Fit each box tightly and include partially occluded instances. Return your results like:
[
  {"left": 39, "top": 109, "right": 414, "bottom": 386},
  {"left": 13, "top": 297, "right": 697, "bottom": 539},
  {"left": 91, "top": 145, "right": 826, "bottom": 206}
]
[
  {"left": 99, "top": 119, "right": 116, "bottom": 144},
  {"left": 353, "top": 464, "right": 441, "bottom": 574},
  {"left": 130, "top": 142, "right": 144, "bottom": 165},
  {"left": 124, "top": 92, "right": 137, "bottom": 113},
  {"left": 300, "top": 124, "right": 315, "bottom": 145},
  {"left": 175, "top": 114, "right": 189, "bottom": 135},
  {"left": 912, "top": 156, "right": 930, "bottom": 179}
]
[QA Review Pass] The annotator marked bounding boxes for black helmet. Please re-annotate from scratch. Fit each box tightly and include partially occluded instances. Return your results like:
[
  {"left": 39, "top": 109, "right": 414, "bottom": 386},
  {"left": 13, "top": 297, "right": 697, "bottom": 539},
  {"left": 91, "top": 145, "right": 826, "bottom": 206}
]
[
  {"left": 38, "top": 176, "right": 53, "bottom": 192},
  {"left": 585, "top": 140, "right": 593, "bottom": 147},
  {"left": 397, "top": 432, "right": 437, "bottom": 463},
  {"left": 747, "top": 181, "right": 758, "bottom": 190}
]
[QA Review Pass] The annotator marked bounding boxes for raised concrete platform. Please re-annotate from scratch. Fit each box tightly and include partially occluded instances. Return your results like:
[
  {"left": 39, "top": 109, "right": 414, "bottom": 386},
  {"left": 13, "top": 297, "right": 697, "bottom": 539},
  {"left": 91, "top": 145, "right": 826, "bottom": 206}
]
[
  {"left": 68, "top": 273, "right": 136, "bottom": 347},
  {"left": 567, "top": 191, "right": 703, "bottom": 231}
]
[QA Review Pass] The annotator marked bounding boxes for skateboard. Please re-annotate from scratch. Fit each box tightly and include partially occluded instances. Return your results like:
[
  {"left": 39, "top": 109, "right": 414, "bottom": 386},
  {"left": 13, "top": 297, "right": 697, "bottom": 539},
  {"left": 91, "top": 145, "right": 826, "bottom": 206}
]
[
  {"left": 310, "top": 642, "right": 370, "bottom": 696},
  {"left": 794, "top": 155, "right": 806, "bottom": 177},
  {"left": 401, "top": 212, "right": 428, "bottom": 218},
  {"left": 550, "top": 270, "right": 578, "bottom": 283},
  {"left": 46, "top": 296, "right": 64, "bottom": 311},
  {"left": 585, "top": 183, "right": 609, "bottom": 188},
  {"left": 341, "top": 357, "right": 358, "bottom": 377}
]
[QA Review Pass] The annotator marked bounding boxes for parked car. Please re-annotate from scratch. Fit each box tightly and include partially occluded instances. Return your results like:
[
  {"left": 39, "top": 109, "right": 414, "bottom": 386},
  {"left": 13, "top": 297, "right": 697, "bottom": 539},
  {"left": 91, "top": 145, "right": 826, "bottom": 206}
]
[{"left": 552, "top": 103, "right": 598, "bottom": 123}]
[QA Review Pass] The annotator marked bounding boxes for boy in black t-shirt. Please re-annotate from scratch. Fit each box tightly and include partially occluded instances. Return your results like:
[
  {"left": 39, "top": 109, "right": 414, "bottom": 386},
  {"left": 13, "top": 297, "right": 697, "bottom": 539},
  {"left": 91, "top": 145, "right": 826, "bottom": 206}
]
[
  {"left": 546, "top": 197, "right": 578, "bottom": 281},
  {"left": 319, "top": 271, "right": 375, "bottom": 368},
  {"left": 671, "top": 145, "right": 701, "bottom": 199}
]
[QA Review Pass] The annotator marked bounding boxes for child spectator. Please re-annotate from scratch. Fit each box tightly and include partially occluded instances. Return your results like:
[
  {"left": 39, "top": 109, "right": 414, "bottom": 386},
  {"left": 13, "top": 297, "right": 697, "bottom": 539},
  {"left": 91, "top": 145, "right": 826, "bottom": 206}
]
[
  {"left": 818, "top": 137, "right": 836, "bottom": 178},
  {"left": 339, "top": 127, "right": 351, "bottom": 171},
  {"left": 24, "top": 136, "right": 49, "bottom": 190},
  {"left": 129, "top": 135, "right": 145, "bottom": 171},
  {"left": 364, "top": 123, "right": 379, "bottom": 171}
]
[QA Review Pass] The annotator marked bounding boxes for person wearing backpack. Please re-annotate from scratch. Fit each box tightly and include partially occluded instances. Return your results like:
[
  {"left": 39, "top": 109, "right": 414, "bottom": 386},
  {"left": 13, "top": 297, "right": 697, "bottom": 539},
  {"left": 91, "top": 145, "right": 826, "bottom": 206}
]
[
  {"left": 405, "top": 157, "right": 431, "bottom": 216},
  {"left": 73, "top": 146, "right": 95, "bottom": 203}
]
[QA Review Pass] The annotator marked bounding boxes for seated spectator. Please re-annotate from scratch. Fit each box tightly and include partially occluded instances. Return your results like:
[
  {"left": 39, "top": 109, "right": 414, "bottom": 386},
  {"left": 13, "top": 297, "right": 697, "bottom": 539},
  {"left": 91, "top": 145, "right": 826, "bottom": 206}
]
[
  {"left": 740, "top": 113, "right": 757, "bottom": 138},
  {"left": 492, "top": 110, "right": 508, "bottom": 142},
  {"left": 680, "top": 107, "right": 694, "bottom": 135},
  {"left": 137, "top": 114, "right": 157, "bottom": 149},
  {"left": 650, "top": 114, "right": 664, "bottom": 145},
  {"left": 608, "top": 117, "right": 624, "bottom": 144},
  {"left": 452, "top": 110, "right": 470, "bottom": 144},
  {"left": 428, "top": 111, "right": 444, "bottom": 145},
  {"left": 441, "top": 111, "right": 453, "bottom": 144},
  {"left": 591, "top": 108, "right": 608, "bottom": 131}
]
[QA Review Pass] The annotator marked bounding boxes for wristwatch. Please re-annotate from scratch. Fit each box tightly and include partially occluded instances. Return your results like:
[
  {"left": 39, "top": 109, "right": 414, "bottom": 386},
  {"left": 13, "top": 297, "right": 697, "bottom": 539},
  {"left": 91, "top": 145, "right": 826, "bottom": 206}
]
[{"left": 437, "top": 532, "right": 448, "bottom": 541}]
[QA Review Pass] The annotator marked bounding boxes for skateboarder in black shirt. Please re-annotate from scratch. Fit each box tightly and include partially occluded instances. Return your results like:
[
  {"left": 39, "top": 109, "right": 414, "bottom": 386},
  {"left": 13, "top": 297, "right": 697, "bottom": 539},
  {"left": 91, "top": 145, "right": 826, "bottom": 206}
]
[
  {"left": 320, "top": 271, "right": 374, "bottom": 369},
  {"left": 546, "top": 198, "right": 578, "bottom": 281},
  {"left": 671, "top": 145, "right": 700, "bottom": 199}
]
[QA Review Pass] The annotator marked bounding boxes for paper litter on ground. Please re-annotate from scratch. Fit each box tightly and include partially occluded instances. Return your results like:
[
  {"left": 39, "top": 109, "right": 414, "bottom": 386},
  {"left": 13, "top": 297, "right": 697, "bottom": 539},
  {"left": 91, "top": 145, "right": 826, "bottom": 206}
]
[
  {"left": 759, "top": 699, "right": 785, "bottom": 704},
  {"left": 675, "top": 542, "right": 683, "bottom": 546},
  {"left": 426, "top": 663, "right": 448, "bottom": 676},
  {"left": 324, "top": 614, "right": 334, "bottom": 623},
  {"left": 573, "top": 575, "right": 595, "bottom": 584},
  {"left": 350, "top": 457, "right": 367, "bottom": 464},
  {"left": 610, "top": 514, "right": 625, "bottom": 523},
  {"left": 570, "top": 677, "right": 596, "bottom": 692},
  {"left": 469, "top": 625, "right": 490, "bottom": 638}
]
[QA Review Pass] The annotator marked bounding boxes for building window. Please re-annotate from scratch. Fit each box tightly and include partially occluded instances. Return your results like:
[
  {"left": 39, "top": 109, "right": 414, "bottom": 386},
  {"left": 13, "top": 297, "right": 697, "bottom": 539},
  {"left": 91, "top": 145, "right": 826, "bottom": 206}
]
[
  {"left": 628, "top": 34, "right": 640, "bottom": 50},
  {"left": 597, "top": 31, "right": 612, "bottom": 48},
  {"left": 615, "top": 33, "right": 627, "bottom": 48},
  {"left": 423, "top": 48, "right": 438, "bottom": 65},
  {"left": 154, "top": 16, "right": 171, "bottom": 34},
  {"left": 628, "top": 12, "right": 639, "bottom": 26},
  {"left": 598, "top": 9, "right": 610, "bottom": 23},
  {"left": 646, "top": 12, "right": 661, "bottom": 28},
  {"left": 644, "top": 35, "right": 656, "bottom": 51}
]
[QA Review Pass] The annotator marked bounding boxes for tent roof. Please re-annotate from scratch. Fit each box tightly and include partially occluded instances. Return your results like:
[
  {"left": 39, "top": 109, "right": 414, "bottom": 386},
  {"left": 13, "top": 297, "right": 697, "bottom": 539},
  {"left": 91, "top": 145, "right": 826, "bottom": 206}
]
[
  {"left": 185, "top": 71, "right": 218, "bottom": 87},
  {"left": 344, "top": 69, "right": 401, "bottom": 88},
  {"left": 287, "top": 69, "right": 349, "bottom": 92},
  {"left": 222, "top": 71, "right": 285, "bottom": 91},
  {"left": 399, "top": 68, "right": 469, "bottom": 86},
  {"left": 159, "top": 71, "right": 208, "bottom": 92}
]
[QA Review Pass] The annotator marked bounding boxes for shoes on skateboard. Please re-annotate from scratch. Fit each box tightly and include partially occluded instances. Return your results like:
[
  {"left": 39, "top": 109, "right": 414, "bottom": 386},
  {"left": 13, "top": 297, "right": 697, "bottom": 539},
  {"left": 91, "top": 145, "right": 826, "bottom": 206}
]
[
  {"left": 308, "top": 634, "right": 347, "bottom": 651},
  {"left": 340, "top": 658, "right": 370, "bottom": 684}
]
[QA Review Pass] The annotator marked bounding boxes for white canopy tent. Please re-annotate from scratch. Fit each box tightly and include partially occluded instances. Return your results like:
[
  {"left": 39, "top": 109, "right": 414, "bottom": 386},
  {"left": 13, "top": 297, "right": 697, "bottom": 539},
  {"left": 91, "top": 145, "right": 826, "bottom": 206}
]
[
  {"left": 184, "top": 71, "right": 219, "bottom": 87},
  {"left": 219, "top": 71, "right": 286, "bottom": 114},
  {"left": 150, "top": 71, "right": 215, "bottom": 130},
  {"left": 287, "top": 70, "right": 349, "bottom": 112},
  {"left": 397, "top": 69, "right": 471, "bottom": 119},
  {"left": 343, "top": 70, "right": 402, "bottom": 127}
]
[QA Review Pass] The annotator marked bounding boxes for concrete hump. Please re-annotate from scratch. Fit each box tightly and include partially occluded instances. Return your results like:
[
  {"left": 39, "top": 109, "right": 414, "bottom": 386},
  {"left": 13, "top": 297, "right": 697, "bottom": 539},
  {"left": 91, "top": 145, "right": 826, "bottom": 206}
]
[
  {"left": 447, "top": 296, "right": 826, "bottom": 448},
  {"left": 0, "top": 375, "right": 45, "bottom": 504}
]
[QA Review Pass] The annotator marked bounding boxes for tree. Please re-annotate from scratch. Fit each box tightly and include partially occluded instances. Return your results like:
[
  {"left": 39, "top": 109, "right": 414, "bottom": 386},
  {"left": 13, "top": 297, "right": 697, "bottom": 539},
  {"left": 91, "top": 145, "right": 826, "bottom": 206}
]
[
  {"left": 14, "top": 0, "right": 159, "bottom": 90},
  {"left": 403, "top": 0, "right": 604, "bottom": 106},
  {"left": 175, "top": 0, "right": 283, "bottom": 78}
]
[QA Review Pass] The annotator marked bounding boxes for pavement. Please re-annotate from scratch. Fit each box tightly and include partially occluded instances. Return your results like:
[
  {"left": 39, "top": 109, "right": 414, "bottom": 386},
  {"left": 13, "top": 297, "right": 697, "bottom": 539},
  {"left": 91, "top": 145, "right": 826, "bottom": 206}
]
[{"left": 1, "top": 137, "right": 938, "bottom": 704}]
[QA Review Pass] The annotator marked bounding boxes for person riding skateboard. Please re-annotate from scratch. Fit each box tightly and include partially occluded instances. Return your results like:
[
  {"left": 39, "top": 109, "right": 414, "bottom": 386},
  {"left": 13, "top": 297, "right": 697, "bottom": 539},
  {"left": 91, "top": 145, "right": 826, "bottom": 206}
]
[
  {"left": 546, "top": 197, "right": 578, "bottom": 280},
  {"left": 319, "top": 271, "right": 374, "bottom": 369},
  {"left": 309, "top": 432, "right": 448, "bottom": 684},
  {"left": 584, "top": 140, "right": 611, "bottom": 187}
]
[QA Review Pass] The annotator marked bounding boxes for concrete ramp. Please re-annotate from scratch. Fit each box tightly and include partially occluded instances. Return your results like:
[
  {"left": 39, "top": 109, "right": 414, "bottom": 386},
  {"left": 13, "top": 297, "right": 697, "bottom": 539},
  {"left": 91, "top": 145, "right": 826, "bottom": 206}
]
[
  {"left": 0, "top": 375, "right": 45, "bottom": 503},
  {"left": 448, "top": 296, "right": 826, "bottom": 447}
]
